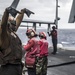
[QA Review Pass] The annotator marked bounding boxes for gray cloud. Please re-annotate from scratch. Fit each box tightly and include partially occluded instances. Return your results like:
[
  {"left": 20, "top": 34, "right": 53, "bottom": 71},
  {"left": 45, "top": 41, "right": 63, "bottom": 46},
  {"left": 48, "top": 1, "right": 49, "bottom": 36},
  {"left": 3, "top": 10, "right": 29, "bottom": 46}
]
[
  {"left": 0, "top": 0, "right": 74, "bottom": 28},
  {"left": 59, "top": 0, "right": 71, "bottom": 4},
  {"left": 38, "top": 0, "right": 72, "bottom": 7}
]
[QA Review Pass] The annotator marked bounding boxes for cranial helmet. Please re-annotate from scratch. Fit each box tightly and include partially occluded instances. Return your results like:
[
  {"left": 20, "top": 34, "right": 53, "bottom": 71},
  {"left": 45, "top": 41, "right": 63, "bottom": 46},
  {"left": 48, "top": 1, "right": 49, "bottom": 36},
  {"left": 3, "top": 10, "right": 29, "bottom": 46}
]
[
  {"left": 52, "top": 26, "right": 56, "bottom": 29},
  {"left": 39, "top": 32, "right": 46, "bottom": 39},
  {"left": 26, "top": 29, "right": 36, "bottom": 37}
]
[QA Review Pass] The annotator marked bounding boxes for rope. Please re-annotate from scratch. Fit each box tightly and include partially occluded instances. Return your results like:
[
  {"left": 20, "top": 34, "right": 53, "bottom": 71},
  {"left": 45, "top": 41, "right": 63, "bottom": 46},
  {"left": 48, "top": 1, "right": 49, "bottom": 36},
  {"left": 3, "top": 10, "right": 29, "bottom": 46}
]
[{"left": 47, "top": 60, "right": 75, "bottom": 68}]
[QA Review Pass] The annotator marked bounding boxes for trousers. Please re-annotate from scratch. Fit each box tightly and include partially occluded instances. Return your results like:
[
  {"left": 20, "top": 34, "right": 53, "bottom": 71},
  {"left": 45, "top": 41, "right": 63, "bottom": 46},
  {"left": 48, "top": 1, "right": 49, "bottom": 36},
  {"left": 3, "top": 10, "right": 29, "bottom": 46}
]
[
  {"left": 0, "top": 64, "right": 22, "bottom": 75},
  {"left": 36, "top": 56, "right": 48, "bottom": 75},
  {"left": 27, "top": 67, "right": 36, "bottom": 75}
]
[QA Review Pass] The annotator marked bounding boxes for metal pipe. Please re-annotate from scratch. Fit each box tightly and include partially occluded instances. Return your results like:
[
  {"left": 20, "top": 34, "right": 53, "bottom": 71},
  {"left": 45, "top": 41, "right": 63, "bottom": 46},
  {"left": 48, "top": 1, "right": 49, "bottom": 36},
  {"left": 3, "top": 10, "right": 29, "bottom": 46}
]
[{"left": 55, "top": 0, "right": 58, "bottom": 29}]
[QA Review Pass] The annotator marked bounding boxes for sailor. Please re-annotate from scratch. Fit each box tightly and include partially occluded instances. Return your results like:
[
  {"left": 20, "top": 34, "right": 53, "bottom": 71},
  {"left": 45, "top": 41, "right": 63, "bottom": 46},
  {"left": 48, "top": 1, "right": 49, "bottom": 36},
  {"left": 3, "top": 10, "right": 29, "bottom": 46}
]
[
  {"left": 36, "top": 32, "right": 48, "bottom": 75},
  {"left": 23, "top": 29, "right": 40, "bottom": 75},
  {"left": 47, "top": 26, "right": 57, "bottom": 55},
  {"left": 0, "top": 7, "right": 34, "bottom": 75}
]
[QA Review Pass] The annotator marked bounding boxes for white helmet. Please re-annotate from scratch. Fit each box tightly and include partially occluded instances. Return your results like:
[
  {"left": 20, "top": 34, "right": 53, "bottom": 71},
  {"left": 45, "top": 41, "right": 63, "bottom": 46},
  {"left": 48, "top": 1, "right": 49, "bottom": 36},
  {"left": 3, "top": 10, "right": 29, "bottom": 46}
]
[{"left": 26, "top": 29, "right": 37, "bottom": 37}]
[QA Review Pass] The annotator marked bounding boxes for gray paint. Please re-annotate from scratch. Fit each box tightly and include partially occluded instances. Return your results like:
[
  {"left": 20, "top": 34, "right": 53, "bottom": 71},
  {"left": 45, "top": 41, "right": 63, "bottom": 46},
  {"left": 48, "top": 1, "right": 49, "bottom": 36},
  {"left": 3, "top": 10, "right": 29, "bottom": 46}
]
[{"left": 68, "top": 0, "right": 75, "bottom": 23}]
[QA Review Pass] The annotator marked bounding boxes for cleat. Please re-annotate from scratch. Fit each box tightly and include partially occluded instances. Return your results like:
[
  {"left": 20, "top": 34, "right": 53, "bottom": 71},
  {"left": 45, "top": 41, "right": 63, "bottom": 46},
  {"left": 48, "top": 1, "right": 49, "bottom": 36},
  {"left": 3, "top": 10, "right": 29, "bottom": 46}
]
[{"left": 6, "top": 6, "right": 21, "bottom": 17}]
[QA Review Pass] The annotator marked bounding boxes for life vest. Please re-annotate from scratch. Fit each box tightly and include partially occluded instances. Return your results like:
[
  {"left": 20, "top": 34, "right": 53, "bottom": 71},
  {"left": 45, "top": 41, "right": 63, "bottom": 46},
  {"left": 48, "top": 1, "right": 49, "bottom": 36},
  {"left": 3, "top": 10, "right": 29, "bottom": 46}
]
[
  {"left": 25, "top": 37, "right": 40, "bottom": 57},
  {"left": 0, "top": 32, "right": 22, "bottom": 65},
  {"left": 39, "top": 39, "right": 48, "bottom": 57},
  {"left": 51, "top": 30, "right": 57, "bottom": 39},
  {"left": 24, "top": 37, "right": 40, "bottom": 67}
]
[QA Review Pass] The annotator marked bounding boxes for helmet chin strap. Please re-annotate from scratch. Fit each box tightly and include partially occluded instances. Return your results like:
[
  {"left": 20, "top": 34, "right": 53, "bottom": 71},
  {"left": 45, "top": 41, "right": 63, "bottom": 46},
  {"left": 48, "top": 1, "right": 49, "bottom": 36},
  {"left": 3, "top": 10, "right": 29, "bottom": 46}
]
[{"left": 8, "top": 24, "right": 16, "bottom": 32}]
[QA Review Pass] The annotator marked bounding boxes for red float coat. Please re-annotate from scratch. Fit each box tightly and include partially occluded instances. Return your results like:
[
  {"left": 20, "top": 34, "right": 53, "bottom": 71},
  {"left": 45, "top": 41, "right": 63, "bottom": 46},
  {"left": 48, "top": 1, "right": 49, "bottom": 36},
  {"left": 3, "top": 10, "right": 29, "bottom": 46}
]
[
  {"left": 23, "top": 37, "right": 40, "bottom": 57},
  {"left": 38, "top": 38, "right": 48, "bottom": 57}
]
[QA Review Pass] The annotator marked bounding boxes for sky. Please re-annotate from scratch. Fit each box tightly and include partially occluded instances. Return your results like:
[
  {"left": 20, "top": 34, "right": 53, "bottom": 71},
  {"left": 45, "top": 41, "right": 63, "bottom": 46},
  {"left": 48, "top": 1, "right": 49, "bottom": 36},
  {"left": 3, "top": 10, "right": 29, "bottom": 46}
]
[{"left": 0, "top": 0, "right": 74, "bottom": 29}]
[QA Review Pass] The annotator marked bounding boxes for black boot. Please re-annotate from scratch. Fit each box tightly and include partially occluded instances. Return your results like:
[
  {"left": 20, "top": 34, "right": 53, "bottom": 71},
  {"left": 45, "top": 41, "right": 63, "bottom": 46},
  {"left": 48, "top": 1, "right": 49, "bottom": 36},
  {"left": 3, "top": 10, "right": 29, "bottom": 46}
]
[
  {"left": 21, "top": 8, "right": 35, "bottom": 17},
  {"left": 51, "top": 52, "right": 56, "bottom": 55},
  {"left": 6, "top": 6, "right": 21, "bottom": 17}
]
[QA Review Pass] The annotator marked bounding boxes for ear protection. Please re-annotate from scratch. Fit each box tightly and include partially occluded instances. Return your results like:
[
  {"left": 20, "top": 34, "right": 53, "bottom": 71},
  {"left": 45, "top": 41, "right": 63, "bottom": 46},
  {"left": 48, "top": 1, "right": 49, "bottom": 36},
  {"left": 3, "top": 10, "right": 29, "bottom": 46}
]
[
  {"left": 26, "top": 29, "right": 36, "bottom": 37},
  {"left": 39, "top": 33, "right": 44, "bottom": 37},
  {"left": 31, "top": 31, "right": 35, "bottom": 36},
  {"left": 39, "top": 32, "right": 46, "bottom": 39}
]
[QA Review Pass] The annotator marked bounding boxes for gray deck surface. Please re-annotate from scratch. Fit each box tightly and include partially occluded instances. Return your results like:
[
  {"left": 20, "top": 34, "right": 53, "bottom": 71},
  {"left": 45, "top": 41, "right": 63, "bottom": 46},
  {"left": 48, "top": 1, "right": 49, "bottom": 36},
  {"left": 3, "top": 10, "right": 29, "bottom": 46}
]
[{"left": 23, "top": 47, "right": 75, "bottom": 75}]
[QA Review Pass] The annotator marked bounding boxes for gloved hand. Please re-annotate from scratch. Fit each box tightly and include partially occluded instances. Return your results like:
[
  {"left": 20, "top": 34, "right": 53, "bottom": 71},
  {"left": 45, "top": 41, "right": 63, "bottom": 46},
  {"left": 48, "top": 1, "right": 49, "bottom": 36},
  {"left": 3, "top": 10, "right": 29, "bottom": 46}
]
[
  {"left": 25, "top": 8, "right": 35, "bottom": 17},
  {"left": 21, "top": 8, "right": 35, "bottom": 17},
  {"left": 6, "top": 6, "right": 21, "bottom": 17}
]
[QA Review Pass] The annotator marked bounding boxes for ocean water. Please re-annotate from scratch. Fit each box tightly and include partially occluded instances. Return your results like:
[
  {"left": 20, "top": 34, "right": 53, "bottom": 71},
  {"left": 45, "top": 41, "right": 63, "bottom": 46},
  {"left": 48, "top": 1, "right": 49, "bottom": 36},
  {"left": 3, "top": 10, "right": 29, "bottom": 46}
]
[
  {"left": 16, "top": 28, "right": 75, "bottom": 48},
  {"left": 58, "top": 29, "right": 75, "bottom": 47}
]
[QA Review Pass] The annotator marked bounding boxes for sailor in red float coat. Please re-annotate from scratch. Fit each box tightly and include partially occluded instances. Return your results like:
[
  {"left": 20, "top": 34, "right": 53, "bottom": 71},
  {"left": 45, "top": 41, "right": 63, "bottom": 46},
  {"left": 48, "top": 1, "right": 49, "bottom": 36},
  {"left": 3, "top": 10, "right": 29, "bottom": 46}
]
[
  {"left": 23, "top": 29, "right": 39, "bottom": 75},
  {"left": 36, "top": 32, "right": 48, "bottom": 75},
  {"left": 24, "top": 37, "right": 40, "bottom": 57}
]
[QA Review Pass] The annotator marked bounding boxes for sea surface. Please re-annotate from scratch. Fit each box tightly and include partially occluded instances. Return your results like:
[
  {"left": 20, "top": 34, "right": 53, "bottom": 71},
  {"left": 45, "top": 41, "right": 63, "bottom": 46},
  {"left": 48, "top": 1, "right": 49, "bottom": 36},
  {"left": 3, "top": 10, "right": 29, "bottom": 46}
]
[{"left": 16, "top": 28, "right": 75, "bottom": 48}]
